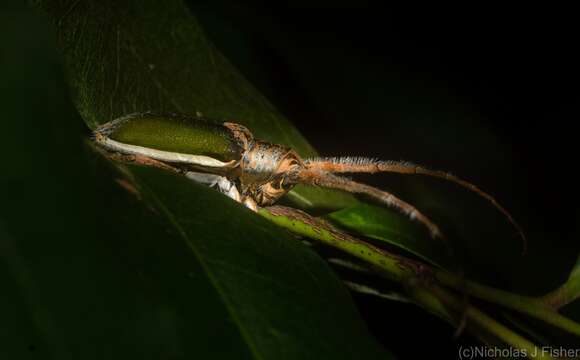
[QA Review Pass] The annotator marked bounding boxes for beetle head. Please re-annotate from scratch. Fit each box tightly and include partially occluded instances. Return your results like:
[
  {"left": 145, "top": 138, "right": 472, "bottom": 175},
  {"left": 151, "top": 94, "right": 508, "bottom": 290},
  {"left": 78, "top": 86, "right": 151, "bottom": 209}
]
[{"left": 240, "top": 141, "right": 304, "bottom": 206}]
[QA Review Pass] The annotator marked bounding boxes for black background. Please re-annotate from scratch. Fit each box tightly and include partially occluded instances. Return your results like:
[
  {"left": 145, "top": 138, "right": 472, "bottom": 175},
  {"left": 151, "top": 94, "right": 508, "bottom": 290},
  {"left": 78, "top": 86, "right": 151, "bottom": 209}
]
[{"left": 188, "top": 2, "right": 580, "bottom": 357}]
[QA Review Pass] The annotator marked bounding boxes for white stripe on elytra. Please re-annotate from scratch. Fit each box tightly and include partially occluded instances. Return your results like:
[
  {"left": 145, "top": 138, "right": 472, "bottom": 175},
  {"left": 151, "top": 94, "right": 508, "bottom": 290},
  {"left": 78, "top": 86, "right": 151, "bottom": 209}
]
[{"left": 98, "top": 137, "right": 236, "bottom": 168}]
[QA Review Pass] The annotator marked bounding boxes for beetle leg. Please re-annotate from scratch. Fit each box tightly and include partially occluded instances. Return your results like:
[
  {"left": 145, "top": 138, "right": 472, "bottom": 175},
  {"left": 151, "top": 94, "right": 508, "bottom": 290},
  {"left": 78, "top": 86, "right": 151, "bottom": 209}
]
[
  {"left": 217, "top": 177, "right": 242, "bottom": 203},
  {"left": 185, "top": 171, "right": 244, "bottom": 204},
  {"left": 297, "top": 170, "right": 442, "bottom": 239},
  {"left": 103, "top": 151, "right": 182, "bottom": 174},
  {"left": 184, "top": 171, "right": 260, "bottom": 212},
  {"left": 242, "top": 197, "right": 259, "bottom": 212}
]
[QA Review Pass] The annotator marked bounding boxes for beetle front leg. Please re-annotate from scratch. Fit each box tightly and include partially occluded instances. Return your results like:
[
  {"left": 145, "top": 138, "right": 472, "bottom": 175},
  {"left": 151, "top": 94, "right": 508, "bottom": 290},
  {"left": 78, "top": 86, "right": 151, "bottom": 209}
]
[
  {"left": 242, "top": 197, "right": 259, "bottom": 212},
  {"left": 186, "top": 171, "right": 247, "bottom": 205},
  {"left": 185, "top": 171, "right": 260, "bottom": 212}
]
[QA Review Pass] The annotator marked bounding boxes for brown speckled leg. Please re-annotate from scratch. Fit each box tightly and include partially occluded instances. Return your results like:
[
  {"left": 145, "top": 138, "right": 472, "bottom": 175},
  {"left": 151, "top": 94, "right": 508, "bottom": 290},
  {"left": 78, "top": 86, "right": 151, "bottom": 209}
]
[{"left": 105, "top": 152, "right": 183, "bottom": 174}]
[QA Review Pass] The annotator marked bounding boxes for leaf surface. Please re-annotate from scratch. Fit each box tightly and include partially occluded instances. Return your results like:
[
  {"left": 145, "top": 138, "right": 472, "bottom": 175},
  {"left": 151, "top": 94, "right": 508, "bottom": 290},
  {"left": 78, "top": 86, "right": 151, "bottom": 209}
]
[{"left": 7, "top": 1, "right": 394, "bottom": 359}]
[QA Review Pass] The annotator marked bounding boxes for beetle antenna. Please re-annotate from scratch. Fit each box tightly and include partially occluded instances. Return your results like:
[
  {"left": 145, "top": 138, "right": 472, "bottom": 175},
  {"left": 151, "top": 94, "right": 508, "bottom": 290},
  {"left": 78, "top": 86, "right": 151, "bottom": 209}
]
[
  {"left": 304, "top": 157, "right": 526, "bottom": 251},
  {"left": 296, "top": 169, "right": 443, "bottom": 239}
]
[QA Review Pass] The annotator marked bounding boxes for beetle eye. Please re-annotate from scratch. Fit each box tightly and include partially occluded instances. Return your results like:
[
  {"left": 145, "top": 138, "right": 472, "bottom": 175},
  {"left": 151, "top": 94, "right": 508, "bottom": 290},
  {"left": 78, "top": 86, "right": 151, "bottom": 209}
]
[{"left": 269, "top": 177, "right": 291, "bottom": 191}]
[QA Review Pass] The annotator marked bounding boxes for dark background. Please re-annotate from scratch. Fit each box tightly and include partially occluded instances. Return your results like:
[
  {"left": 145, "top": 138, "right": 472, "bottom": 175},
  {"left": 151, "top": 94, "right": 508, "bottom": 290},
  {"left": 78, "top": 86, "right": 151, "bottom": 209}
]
[
  {"left": 188, "top": 2, "right": 580, "bottom": 356},
  {"left": 190, "top": 2, "right": 579, "bottom": 238},
  {"left": 2, "top": 1, "right": 579, "bottom": 358}
]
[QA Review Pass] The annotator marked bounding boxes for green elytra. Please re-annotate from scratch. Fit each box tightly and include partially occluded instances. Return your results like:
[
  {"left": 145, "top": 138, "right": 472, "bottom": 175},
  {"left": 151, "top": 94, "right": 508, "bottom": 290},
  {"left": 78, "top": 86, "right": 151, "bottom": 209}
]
[{"left": 106, "top": 112, "right": 243, "bottom": 162}]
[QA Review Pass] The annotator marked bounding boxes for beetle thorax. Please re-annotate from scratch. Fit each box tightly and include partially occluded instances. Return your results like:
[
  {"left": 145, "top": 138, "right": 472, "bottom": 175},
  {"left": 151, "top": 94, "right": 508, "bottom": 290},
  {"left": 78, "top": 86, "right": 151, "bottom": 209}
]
[{"left": 240, "top": 141, "right": 291, "bottom": 182}]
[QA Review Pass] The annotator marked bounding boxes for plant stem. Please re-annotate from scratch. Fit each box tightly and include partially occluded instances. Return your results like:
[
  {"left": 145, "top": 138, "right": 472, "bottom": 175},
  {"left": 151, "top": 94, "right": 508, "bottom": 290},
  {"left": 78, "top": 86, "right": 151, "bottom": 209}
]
[
  {"left": 260, "top": 206, "right": 580, "bottom": 338},
  {"left": 427, "top": 285, "right": 553, "bottom": 360},
  {"left": 539, "top": 256, "right": 580, "bottom": 309},
  {"left": 434, "top": 270, "right": 580, "bottom": 337},
  {"left": 260, "top": 206, "right": 417, "bottom": 282}
]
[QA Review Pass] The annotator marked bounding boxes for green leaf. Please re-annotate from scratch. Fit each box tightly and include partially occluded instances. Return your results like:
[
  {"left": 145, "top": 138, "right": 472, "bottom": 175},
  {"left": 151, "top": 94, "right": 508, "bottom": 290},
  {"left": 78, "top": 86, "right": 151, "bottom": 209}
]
[
  {"left": 112, "top": 164, "right": 392, "bottom": 360},
  {"left": 6, "top": 0, "right": 393, "bottom": 359},
  {"left": 326, "top": 204, "right": 453, "bottom": 269},
  {"left": 35, "top": 0, "right": 355, "bottom": 211}
]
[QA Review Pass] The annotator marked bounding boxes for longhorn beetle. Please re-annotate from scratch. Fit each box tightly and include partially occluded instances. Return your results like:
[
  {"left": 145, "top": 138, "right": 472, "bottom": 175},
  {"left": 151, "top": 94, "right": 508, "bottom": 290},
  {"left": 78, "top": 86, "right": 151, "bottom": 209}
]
[{"left": 93, "top": 112, "right": 525, "bottom": 243}]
